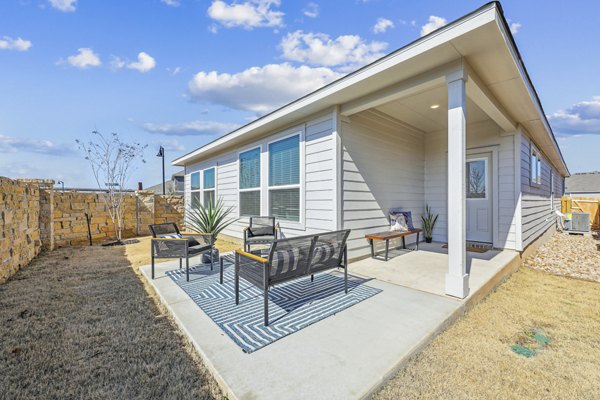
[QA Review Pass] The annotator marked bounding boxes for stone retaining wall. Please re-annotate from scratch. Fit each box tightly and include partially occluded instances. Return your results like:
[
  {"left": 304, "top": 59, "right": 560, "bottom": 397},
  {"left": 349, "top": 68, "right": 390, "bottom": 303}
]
[
  {"left": 0, "top": 176, "right": 185, "bottom": 282},
  {"left": 0, "top": 178, "right": 45, "bottom": 283},
  {"left": 52, "top": 191, "right": 185, "bottom": 247}
]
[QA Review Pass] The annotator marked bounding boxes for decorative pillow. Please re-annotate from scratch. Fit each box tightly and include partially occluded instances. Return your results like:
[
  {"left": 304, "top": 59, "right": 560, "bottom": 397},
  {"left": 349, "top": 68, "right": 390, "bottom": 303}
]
[
  {"left": 249, "top": 226, "right": 273, "bottom": 237},
  {"left": 389, "top": 209, "right": 415, "bottom": 230},
  {"left": 160, "top": 233, "right": 200, "bottom": 247},
  {"left": 389, "top": 213, "right": 409, "bottom": 232},
  {"left": 160, "top": 234, "right": 182, "bottom": 239}
]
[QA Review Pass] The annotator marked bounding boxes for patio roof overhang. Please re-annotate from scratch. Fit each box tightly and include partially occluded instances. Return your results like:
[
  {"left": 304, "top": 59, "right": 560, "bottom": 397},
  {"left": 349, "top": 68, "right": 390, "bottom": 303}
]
[{"left": 173, "top": 1, "right": 569, "bottom": 177}]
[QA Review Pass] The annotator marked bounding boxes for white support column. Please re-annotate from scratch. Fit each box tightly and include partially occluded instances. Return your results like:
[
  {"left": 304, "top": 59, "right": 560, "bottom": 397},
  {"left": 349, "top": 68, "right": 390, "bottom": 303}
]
[{"left": 445, "top": 69, "right": 469, "bottom": 298}]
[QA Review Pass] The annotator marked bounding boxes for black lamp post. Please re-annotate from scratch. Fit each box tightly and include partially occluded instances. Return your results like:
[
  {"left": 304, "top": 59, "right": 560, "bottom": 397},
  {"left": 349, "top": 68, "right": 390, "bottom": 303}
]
[{"left": 157, "top": 146, "right": 165, "bottom": 195}]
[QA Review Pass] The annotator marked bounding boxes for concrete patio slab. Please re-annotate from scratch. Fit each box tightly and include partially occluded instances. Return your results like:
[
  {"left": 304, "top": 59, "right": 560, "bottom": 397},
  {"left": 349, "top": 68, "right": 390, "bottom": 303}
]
[
  {"left": 350, "top": 241, "right": 520, "bottom": 301},
  {"left": 140, "top": 242, "right": 521, "bottom": 399},
  {"left": 141, "top": 259, "right": 464, "bottom": 400}
]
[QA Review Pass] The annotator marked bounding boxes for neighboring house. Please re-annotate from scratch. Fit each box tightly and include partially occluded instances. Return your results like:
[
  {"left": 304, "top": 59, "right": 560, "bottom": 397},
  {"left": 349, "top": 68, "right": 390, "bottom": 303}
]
[
  {"left": 173, "top": 2, "right": 569, "bottom": 298},
  {"left": 146, "top": 170, "right": 185, "bottom": 195},
  {"left": 565, "top": 172, "right": 600, "bottom": 198}
]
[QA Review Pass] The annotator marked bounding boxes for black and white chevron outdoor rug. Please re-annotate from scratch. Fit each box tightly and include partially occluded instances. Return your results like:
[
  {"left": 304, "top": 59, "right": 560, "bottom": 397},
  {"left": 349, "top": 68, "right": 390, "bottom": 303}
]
[{"left": 167, "top": 259, "right": 381, "bottom": 353}]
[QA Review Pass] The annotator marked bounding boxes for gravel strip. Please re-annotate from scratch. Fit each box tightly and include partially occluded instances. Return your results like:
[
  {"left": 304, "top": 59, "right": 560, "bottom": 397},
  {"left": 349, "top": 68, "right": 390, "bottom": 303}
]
[{"left": 524, "top": 231, "right": 600, "bottom": 282}]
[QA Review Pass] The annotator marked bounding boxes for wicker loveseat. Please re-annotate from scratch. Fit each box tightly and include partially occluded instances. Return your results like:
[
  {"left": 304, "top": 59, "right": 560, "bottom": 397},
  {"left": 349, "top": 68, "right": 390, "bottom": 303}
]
[
  {"left": 149, "top": 223, "right": 214, "bottom": 281},
  {"left": 234, "top": 229, "right": 351, "bottom": 326}
]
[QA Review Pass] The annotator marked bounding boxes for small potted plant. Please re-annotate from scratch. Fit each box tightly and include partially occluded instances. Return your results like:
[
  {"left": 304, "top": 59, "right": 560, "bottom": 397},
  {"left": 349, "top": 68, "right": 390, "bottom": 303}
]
[
  {"left": 187, "top": 197, "right": 235, "bottom": 263},
  {"left": 421, "top": 204, "right": 438, "bottom": 243}
]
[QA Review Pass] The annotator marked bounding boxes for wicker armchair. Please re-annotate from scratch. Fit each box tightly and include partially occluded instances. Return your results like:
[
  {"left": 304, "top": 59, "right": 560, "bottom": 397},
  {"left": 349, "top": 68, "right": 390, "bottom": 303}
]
[
  {"left": 234, "top": 229, "right": 350, "bottom": 326},
  {"left": 149, "top": 223, "right": 214, "bottom": 281},
  {"left": 243, "top": 216, "right": 278, "bottom": 252}
]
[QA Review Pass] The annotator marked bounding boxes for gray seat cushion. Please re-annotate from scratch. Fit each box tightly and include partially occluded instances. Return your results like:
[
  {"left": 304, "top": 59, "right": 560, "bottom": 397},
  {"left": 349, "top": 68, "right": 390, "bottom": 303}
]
[
  {"left": 188, "top": 244, "right": 212, "bottom": 255},
  {"left": 246, "top": 235, "right": 275, "bottom": 243},
  {"left": 249, "top": 226, "right": 274, "bottom": 236}
]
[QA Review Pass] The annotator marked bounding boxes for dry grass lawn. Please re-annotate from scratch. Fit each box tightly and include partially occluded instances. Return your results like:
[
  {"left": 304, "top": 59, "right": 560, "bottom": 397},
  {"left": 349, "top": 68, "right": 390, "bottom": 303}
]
[
  {"left": 375, "top": 234, "right": 600, "bottom": 400},
  {"left": 0, "top": 244, "right": 224, "bottom": 399}
]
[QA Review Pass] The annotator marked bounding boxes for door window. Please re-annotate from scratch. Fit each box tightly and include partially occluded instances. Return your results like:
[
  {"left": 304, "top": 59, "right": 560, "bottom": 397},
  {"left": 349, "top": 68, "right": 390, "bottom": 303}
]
[{"left": 466, "top": 159, "right": 486, "bottom": 199}]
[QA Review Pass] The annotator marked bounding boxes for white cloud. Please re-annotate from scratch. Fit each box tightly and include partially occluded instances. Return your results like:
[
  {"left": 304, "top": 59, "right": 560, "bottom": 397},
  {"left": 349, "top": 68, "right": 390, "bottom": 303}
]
[
  {"left": 127, "top": 52, "right": 156, "bottom": 72},
  {"left": 0, "top": 134, "right": 76, "bottom": 155},
  {"left": 420, "top": 15, "right": 447, "bottom": 37},
  {"left": 48, "top": 0, "right": 77, "bottom": 12},
  {"left": 510, "top": 22, "right": 522, "bottom": 34},
  {"left": 548, "top": 96, "right": 600, "bottom": 136},
  {"left": 188, "top": 63, "right": 342, "bottom": 113},
  {"left": 110, "top": 56, "right": 126, "bottom": 70},
  {"left": 143, "top": 120, "right": 239, "bottom": 136},
  {"left": 303, "top": 2, "right": 319, "bottom": 18},
  {"left": 208, "top": 24, "right": 219, "bottom": 34},
  {"left": 0, "top": 36, "right": 32, "bottom": 52},
  {"left": 166, "top": 66, "right": 182, "bottom": 75},
  {"left": 207, "top": 0, "right": 284, "bottom": 29},
  {"left": 111, "top": 52, "right": 156, "bottom": 73},
  {"left": 372, "top": 18, "right": 394, "bottom": 34},
  {"left": 279, "top": 30, "right": 387, "bottom": 71},
  {"left": 161, "top": 0, "right": 180, "bottom": 6},
  {"left": 64, "top": 48, "right": 101, "bottom": 69},
  {"left": 156, "top": 139, "right": 185, "bottom": 151}
]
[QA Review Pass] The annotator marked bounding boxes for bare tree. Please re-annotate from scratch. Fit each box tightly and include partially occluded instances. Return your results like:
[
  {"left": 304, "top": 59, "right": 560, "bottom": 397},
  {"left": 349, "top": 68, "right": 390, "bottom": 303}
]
[
  {"left": 76, "top": 131, "right": 147, "bottom": 242},
  {"left": 468, "top": 166, "right": 485, "bottom": 198}
]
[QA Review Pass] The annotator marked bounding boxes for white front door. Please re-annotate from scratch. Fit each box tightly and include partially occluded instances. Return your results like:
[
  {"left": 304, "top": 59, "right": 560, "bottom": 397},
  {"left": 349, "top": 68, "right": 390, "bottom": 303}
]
[{"left": 466, "top": 153, "right": 493, "bottom": 243}]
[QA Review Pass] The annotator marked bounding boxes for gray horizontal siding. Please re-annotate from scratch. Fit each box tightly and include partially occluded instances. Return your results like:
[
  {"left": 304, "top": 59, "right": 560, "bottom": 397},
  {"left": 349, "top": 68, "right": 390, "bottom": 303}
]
[
  {"left": 342, "top": 110, "right": 425, "bottom": 259},
  {"left": 520, "top": 134, "right": 563, "bottom": 248},
  {"left": 183, "top": 112, "right": 337, "bottom": 241}
]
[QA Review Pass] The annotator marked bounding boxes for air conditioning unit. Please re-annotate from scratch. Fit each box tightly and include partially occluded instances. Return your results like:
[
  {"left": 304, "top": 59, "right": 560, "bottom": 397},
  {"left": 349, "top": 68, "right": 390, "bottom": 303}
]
[{"left": 564, "top": 212, "right": 590, "bottom": 233}]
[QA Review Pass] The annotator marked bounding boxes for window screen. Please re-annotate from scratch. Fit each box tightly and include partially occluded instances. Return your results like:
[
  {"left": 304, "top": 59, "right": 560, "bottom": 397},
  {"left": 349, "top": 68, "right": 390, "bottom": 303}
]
[
  {"left": 191, "top": 172, "right": 200, "bottom": 190},
  {"left": 240, "top": 191, "right": 260, "bottom": 217},
  {"left": 203, "top": 168, "right": 215, "bottom": 189},
  {"left": 270, "top": 188, "right": 300, "bottom": 221},
  {"left": 269, "top": 135, "right": 300, "bottom": 186},
  {"left": 204, "top": 190, "right": 215, "bottom": 206},
  {"left": 191, "top": 191, "right": 201, "bottom": 207},
  {"left": 240, "top": 148, "right": 260, "bottom": 189}
]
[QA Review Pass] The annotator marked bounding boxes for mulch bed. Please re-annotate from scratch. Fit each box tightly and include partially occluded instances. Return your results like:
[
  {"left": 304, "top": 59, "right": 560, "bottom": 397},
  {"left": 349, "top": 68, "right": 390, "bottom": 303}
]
[{"left": 0, "top": 246, "right": 221, "bottom": 400}]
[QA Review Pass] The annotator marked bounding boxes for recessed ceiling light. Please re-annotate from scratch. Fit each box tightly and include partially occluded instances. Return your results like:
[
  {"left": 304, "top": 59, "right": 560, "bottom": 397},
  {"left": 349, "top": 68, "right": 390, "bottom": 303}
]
[{"left": 430, "top": 104, "right": 440, "bottom": 109}]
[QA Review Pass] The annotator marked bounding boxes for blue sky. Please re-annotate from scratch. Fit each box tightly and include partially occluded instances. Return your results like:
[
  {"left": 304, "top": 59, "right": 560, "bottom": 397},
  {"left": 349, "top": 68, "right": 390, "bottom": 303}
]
[{"left": 1, "top": 0, "right": 599, "bottom": 188}]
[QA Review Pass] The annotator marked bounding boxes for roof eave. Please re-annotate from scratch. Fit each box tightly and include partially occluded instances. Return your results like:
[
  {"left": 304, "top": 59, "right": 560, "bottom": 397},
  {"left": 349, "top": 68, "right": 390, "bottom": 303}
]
[{"left": 172, "top": 2, "right": 500, "bottom": 167}]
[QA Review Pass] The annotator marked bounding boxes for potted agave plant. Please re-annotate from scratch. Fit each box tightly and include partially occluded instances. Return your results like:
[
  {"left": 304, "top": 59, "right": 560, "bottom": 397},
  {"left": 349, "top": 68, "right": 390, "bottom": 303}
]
[
  {"left": 421, "top": 204, "right": 438, "bottom": 244},
  {"left": 187, "top": 196, "right": 235, "bottom": 263}
]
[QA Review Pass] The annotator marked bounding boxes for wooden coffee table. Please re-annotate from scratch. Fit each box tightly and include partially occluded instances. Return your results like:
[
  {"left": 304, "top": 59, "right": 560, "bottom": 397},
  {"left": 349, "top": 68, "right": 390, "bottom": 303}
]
[{"left": 365, "top": 229, "right": 422, "bottom": 261}]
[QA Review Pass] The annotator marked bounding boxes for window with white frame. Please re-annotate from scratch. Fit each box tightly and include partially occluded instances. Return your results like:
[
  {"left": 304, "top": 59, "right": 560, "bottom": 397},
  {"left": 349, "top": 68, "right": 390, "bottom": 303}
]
[
  {"left": 269, "top": 135, "right": 300, "bottom": 222},
  {"left": 239, "top": 147, "right": 261, "bottom": 216},
  {"left": 203, "top": 168, "right": 215, "bottom": 206},
  {"left": 190, "top": 171, "right": 201, "bottom": 207},
  {"left": 530, "top": 147, "right": 542, "bottom": 185}
]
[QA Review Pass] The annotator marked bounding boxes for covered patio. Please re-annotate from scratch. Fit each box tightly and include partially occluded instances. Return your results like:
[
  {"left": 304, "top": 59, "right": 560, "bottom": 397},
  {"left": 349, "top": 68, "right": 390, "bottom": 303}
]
[{"left": 350, "top": 242, "right": 520, "bottom": 300}]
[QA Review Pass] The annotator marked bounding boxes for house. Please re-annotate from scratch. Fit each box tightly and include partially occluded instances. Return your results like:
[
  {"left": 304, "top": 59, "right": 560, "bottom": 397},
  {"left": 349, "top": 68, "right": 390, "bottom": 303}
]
[
  {"left": 173, "top": 2, "right": 569, "bottom": 299},
  {"left": 146, "top": 170, "right": 185, "bottom": 195},
  {"left": 565, "top": 172, "right": 600, "bottom": 198}
]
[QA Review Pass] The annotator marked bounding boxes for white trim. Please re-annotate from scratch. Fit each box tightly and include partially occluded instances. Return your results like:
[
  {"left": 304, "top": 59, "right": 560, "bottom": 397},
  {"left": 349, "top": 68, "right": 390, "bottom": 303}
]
[
  {"left": 465, "top": 156, "right": 489, "bottom": 200},
  {"left": 513, "top": 128, "right": 523, "bottom": 251},
  {"left": 446, "top": 75, "right": 468, "bottom": 298},
  {"left": 530, "top": 144, "right": 542, "bottom": 187},
  {"left": 466, "top": 146, "right": 499, "bottom": 248},
  {"left": 172, "top": 4, "right": 498, "bottom": 167},
  {"left": 464, "top": 63, "right": 516, "bottom": 132},
  {"left": 495, "top": 13, "right": 569, "bottom": 176},
  {"left": 332, "top": 106, "right": 343, "bottom": 231}
]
